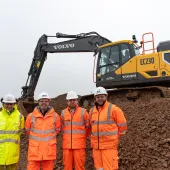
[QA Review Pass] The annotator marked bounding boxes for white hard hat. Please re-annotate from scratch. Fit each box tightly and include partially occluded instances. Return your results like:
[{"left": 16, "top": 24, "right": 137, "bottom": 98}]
[
  {"left": 2, "top": 94, "right": 16, "bottom": 103},
  {"left": 94, "top": 87, "right": 108, "bottom": 96},
  {"left": 66, "top": 91, "right": 78, "bottom": 100},
  {"left": 37, "top": 92, "right": 50, "bottom": 101}
]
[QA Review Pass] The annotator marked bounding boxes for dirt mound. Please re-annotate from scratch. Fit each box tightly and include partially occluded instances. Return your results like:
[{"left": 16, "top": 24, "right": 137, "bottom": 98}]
[
  {"left": 18, "top": 94, "right": 170, "bottom": 170},
  {"left": 50, "top": 93, "right": 68, "bottom": 114},
  {"left": 116, "top": 98, "right": 170, "bottom": 170}
]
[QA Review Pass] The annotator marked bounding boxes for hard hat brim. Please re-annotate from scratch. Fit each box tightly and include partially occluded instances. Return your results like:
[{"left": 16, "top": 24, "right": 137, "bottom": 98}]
[
  {"left": 66, "top": 97, "right": 78, "bottom": 100},
  {"left": 2, "top": 100, "right": 16, "bottom": 103},
  {"left": 38, "top": 98, "right": 51, "bottom": 101}
]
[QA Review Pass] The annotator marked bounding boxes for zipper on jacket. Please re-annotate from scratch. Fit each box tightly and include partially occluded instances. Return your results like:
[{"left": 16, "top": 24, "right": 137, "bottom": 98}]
[
  {"left": 97, "top": 112, "right": 99, "bottom": 149},
  {"left": 71, "top": 114, "right": 72, "bottom": 149},
  {"left": 96, "top": 108, "right": 100, "bottom": 150}
]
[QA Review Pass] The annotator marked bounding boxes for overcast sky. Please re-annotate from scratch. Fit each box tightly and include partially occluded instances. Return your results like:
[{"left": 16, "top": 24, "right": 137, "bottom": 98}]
[{"left": 0, "top": 0, "right": 170, "bottom": 100}]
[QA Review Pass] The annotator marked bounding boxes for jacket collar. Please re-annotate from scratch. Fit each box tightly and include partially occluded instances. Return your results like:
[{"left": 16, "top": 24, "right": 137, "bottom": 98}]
[
  {"left": 67, "top": 104, "right": 79, "bottom": 113},
  {"left": 2, "top": 104, "right": 18, "bottom": 115},
  {"left": 33, "top": 106, "right": 54, "bottom": 117},
  {"left": 96, "top": 100, "right": 109, "bottom": 110}
]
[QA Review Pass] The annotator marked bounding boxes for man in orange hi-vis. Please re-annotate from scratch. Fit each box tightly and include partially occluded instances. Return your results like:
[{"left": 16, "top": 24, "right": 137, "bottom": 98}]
[
  {"left": 25, "top": 92, "right": 61, "bottom": 170},
  {"left": 61, "top": 91, "right": 90, "bottom": 170},
  {"left": 90, "top": 87, "right": 127, "bottom": 170}
]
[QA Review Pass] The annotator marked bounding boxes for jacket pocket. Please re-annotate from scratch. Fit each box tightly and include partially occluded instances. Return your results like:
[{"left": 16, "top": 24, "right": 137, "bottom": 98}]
[
  {"left": 48, "top": 140, "right": 56, "bottom": 156},
  {"left": 28, "top": 140, "right": 39, "bottom": 156}
]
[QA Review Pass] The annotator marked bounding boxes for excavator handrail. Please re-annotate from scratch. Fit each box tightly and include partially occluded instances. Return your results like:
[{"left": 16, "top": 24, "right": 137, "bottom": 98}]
[{"left": 142, "top": 32, "right": 155, "bottom": 54}]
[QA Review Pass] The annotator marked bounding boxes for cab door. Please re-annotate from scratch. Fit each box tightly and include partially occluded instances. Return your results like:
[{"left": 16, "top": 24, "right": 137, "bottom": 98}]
[
  {"left": 96, "top": 45, "right": 121, "bottom": 83},
  {"left": 120, "top": 44, "right": 137, "bottom": 81}
]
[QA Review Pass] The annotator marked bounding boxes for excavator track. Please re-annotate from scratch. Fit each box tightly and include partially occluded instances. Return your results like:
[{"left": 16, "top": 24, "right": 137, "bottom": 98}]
[{"left": 79, "top": 86, "right": 170, "bottom": 110}]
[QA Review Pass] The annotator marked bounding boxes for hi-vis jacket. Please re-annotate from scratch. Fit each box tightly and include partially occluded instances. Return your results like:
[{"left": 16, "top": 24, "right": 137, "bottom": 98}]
[
  {"left": 61, "top": 106, "right": 90, "bottom": 149},
  {"left": 90, "top": 101, "right": 127, "bottom": 149},
  {"left": 0, "top": 105, "right": 24, "bottom": 165},
  {"left": 25, "top": 107, "right": 61, "bottom": 161}
]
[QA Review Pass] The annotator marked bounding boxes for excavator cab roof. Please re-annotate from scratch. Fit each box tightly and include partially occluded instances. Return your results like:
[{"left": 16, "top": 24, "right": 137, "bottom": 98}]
[{"left": 99, "top": 40, "right": 134, "bottom": 49}]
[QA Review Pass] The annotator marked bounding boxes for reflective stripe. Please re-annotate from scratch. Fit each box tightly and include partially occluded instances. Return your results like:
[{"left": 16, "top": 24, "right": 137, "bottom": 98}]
[
  {"left": 29, "top": 135, "right": 56, "bottom": 141},
  {"left": 0, "top": 138, "right": 20, "bottom": 144},
  {"left": 97, "top": 168, "right": 104, "bottom": 170},
  {"left": 64, "top": 130, "right": 86, "bottom": 134},
  {"left": 30, "top": 128, "right": 55, "bottom": 134},
  {"left": 92, "top": 120, "right": 115, "bottom": 125},
  {"left": 19, "top": 112, "right": 22, "bottom": 124},
  {"left": 61, "top": 110, "right": 65, "bottom": 118},
  {"left": 107, "top": 103, "right": 112, "bottom": 120},
  {"left": 118, "top": 122, "right": 127, "bottom": 127},
  {"left": 0, "top": 130, "right": 21, "bottom": 134},
  {"left": 54, "top": 113, "right": 57, "bottom": 124},
  {"left": 61, "top": 110, "right": 65, "bottom": 129},
  {"left": 31, "top": 113, "right": 35, "bottom": 127},
  {"left": 81, "top": 108, "right": 85, "bottom": 121},
  {"left": 92, "top": 131, "right": 118, "bottom": 136},
  {"left": 64, "top": 121, "right": 84, "bottom": 126}
]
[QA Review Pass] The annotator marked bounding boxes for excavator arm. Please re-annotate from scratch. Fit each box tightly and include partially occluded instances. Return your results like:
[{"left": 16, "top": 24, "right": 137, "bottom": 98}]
[{"left": 21, "top": 32, "right": 111, "bottom": 102}]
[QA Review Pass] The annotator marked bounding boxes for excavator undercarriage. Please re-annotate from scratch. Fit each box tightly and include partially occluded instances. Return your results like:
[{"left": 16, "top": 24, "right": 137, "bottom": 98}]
[{"left": 79, "top": 86, "right": 170, "bottom": 111}]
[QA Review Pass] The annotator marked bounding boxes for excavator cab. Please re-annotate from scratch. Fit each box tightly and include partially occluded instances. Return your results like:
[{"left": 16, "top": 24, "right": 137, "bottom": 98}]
[
  {"left": 96, "top": 40, "right": 140, "bottom": 87},
  {"left": 81, "top": 32, "right": 170, "bottom": 107},
  {"left": 95, "top": 37, "right": 143, "bottom": 88}
]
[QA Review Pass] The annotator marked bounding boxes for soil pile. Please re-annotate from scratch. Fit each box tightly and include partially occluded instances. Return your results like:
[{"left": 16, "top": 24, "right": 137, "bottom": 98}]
[{"left": 18, "top": 93, "right": 170, "bottom": 170}]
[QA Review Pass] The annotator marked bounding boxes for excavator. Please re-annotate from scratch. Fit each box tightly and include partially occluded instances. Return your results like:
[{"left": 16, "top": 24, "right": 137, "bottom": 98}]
[{"left": 18, "top": 31, "right": 170, "bottom": 116}]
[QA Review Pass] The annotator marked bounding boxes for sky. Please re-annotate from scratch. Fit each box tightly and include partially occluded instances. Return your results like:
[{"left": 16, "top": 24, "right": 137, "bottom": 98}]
[{"left": 0, "top": 0, "right": 170, "bottom": 100}]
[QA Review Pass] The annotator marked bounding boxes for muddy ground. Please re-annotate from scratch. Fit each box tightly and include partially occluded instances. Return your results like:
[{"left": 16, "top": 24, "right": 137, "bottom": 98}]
[{"left": 18, "top": 91, "right": 170, "bottom": 170}]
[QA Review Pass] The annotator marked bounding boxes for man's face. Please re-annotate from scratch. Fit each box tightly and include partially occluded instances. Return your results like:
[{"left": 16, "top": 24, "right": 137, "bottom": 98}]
[
  {"left": 38, "top": 99, "right": 50, "bottom": 110},
  {"left": 67, "top": 99, "right": 78, "bottom": 108},
  {"left": 3, "top": 103, "right": 15, "bottom": 112},
  {"left": 95, "top": 94, "right": 107, "bottom": 106}
]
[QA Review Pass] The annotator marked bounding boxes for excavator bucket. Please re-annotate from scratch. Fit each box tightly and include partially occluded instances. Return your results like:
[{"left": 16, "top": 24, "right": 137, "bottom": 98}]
[{"left": 17, "top": 99, "right": 38, "bottom": 117}]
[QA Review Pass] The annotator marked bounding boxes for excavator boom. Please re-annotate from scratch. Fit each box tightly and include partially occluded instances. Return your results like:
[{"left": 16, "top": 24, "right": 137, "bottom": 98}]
[{"left": 19, "top": 32, "right": 110, "bottom": 116}]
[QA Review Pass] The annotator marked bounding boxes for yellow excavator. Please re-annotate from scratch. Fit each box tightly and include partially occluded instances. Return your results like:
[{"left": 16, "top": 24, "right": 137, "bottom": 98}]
[{"left": 18, "top": 32, "right": 170, "bottom": 116}]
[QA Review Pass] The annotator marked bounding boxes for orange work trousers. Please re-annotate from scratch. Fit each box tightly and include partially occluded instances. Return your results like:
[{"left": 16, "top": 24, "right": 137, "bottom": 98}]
[
  {"left": 27, "top": 160, "right": 54, "bottom": 170},
  {"left": 63, "top": 149, "right": 85, "bottom": 170},
  {"left": 93, "top": 149, "right": 119, "bottom": 170}
]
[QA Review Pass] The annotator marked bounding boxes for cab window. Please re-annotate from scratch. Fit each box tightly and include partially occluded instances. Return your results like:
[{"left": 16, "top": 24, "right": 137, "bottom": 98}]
[
  {"left": 120, "top": 44, "right": 130, "bottom": 64},
  {"left": 99, "top": 45, "right": 120, "bottom": 75}
]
